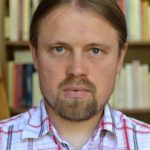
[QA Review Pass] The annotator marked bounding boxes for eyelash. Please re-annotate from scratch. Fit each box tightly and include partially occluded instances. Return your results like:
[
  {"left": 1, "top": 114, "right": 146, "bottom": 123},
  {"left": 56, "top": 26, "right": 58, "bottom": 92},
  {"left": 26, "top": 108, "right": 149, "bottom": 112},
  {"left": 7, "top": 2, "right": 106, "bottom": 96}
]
[
  {"left": 53, "top": 46, "right": 64, "bottom": 52},
  {"left": 90, "top": 48, "right": 103, "bottom": 55}
]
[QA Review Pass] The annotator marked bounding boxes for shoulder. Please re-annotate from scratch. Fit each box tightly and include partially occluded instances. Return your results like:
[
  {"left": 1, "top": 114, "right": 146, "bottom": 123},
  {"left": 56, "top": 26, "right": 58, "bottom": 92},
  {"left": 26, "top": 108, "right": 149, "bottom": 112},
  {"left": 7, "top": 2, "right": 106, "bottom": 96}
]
[
  {"left": 121, "top": 111, "right": 150, "bottom": 132},
  {"left": 112, "top": 108, "right": 150, "bottom": 149},
  {"left": 112, "top": 108, "right": 150, "bottom": 132},
  {"left": 0, "top": 107, "right": 37, "bottom": 132}
]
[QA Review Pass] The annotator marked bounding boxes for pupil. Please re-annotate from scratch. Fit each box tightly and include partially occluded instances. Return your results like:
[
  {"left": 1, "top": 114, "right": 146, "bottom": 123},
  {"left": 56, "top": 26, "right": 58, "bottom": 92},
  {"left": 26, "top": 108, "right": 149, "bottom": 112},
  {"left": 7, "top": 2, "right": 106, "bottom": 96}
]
[
  {"left": 56, "top": 47, "right": 63, "bottom": 52},
  {"left": 92, "top": 48, "right": 99, "bottom": 54}
]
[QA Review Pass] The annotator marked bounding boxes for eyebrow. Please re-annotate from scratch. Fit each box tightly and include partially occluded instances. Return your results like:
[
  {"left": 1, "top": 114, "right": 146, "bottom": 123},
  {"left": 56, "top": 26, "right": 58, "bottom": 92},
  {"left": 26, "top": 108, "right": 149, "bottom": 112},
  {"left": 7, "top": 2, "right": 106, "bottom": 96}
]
[
  {"left": 44, "top": 41, "right": 111, "bottom": 50},
  {"left": 46, "top": 41, "right": 69, "bottom": 46},
  {"left": 85, "top": 43, "right": 111, "bottom": 50},
  {"left": 44, "top": 41, "right": 71, "bottom": 49}
]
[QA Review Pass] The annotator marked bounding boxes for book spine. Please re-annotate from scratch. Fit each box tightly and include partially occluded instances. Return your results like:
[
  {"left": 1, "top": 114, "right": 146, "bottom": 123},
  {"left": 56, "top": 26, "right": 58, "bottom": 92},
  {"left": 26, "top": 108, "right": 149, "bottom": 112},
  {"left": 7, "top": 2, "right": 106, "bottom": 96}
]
[
  {"left": 7, "top": 61, "right": 14, "bottom": 108},
  {"left": 22, "top": 0, "right": 31, "bottom": 41},
  {"left": 25, "top": 64, "right": 35, "bottom": 108},
  {"left": 32, "top": 72, "right": 42, "bottom": 106},
  {"left": 9, "top": 0, "right": 19, "bottom": 41}
]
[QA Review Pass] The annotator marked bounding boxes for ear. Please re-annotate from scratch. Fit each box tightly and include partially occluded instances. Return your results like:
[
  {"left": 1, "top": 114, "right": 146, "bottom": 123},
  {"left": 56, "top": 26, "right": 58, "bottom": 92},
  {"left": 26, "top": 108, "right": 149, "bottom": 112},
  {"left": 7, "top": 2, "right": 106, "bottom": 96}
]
[
  {"left": 117, "top": 42, "right": 128, "bottom": 73},
  {"left": 29, "top": 43, "right": 38, "bottom": 70}
]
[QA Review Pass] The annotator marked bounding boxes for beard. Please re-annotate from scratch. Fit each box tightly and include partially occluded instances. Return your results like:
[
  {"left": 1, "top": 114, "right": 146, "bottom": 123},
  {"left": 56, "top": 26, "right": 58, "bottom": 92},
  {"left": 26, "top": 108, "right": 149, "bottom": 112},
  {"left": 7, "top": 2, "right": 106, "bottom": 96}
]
[{"left": 44, "top": 75, "right": 99, "bottom": 122}]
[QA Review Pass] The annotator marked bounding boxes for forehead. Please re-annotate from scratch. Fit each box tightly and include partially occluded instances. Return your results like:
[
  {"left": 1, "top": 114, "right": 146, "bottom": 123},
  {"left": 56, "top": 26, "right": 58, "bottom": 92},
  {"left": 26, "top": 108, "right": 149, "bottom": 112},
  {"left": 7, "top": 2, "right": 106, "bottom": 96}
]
[
  {"left": 38, "top": 5, "right": 118, "bottom": 47},
  {"left": 40, "top": 4, "right": 116, "bottom": 30}
]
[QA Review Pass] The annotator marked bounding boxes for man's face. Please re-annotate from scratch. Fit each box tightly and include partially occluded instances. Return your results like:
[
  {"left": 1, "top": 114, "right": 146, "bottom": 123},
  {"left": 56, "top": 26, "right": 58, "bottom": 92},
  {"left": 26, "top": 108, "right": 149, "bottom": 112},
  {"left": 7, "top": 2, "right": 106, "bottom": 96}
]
[{"left": 31, "top": 6, "right": 126, "bottom": 121}]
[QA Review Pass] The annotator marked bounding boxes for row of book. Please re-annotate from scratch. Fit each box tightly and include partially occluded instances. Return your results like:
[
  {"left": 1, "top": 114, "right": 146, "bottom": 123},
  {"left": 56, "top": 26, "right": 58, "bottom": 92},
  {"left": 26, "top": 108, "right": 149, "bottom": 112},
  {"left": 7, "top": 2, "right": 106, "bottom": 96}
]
[
  {"left": 7, "top": 62, "right": 42, "bottom": 109},
  {"left": 7, "top": 50, "right": 42, "bottom": 109},
  {"left": 5, "top": 0, "right": 40, "bottom": 41},
  {"left": 110, "top": 60, "right": 150, "bottom": 109},
  {"left": 118, "top": 0, "right": 150, "bottom": 41},
  {"left": 5, "top": 0, "right": 150, "bottom": 42}
]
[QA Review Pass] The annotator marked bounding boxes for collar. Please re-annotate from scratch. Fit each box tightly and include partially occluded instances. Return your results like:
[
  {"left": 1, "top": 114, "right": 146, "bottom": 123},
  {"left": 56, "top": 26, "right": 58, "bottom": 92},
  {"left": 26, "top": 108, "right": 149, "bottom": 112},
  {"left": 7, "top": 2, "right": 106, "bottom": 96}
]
[
  {"left": 22, "top": 100, "right": 53, "bottom": 139},
  {"left": 22, "top": 101, "right": 118, "bottom": 142},
  {"left": 91, "top": 103, "right": 117, "bottom": 142},
  {"left": 100, "top": 104, "right": 117, "bottom": 134}
]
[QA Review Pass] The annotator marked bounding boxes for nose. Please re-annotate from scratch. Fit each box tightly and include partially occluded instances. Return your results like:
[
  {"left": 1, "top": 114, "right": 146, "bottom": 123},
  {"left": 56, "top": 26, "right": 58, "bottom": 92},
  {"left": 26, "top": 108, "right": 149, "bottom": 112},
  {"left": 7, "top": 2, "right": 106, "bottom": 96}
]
[{"left": 66, "top": 53, "right": 88, "bottom": 77}]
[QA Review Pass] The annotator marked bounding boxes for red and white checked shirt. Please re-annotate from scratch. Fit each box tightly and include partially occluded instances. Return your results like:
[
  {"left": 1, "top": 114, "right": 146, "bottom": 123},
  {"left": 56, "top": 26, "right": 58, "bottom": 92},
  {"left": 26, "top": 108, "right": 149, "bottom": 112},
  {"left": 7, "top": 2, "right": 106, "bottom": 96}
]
[{"left": 0, "top": 100, "right": 150, "bottom": 150}]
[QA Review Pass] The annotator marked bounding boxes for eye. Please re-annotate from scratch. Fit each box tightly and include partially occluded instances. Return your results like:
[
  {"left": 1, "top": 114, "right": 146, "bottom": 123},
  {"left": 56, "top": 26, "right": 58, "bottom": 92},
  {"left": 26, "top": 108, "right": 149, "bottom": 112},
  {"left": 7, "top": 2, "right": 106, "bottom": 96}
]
[
  {"left": 90, "top": 48, "right": 102, "bottom": 55},
  {"left": 54, "top": 46, "right": 64, "bottom": 53}
]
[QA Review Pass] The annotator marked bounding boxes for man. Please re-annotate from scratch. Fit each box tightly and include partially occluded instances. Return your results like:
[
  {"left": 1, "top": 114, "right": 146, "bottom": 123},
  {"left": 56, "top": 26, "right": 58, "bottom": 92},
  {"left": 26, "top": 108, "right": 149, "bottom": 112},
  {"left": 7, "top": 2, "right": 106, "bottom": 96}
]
[{"left": 1, "top": 0, "right": 150, "bottom": 149}]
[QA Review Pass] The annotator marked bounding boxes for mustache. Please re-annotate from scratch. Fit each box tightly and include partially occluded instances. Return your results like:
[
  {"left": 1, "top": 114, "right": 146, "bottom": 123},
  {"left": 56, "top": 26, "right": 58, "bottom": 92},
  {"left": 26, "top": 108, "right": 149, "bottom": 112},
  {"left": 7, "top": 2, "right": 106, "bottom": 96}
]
[{"left": 58, "top": 75, "right": 96, "bottom": 94}]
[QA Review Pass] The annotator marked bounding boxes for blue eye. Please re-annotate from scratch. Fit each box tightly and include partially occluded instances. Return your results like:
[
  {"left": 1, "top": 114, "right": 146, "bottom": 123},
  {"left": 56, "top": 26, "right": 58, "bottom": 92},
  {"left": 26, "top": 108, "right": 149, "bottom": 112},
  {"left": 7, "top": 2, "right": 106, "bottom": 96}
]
[
  {"left": 54, "top": 47, "right": 64, "bottom": 52},
  {"left": 91, "top": 48, "right": 101, "bottom": 55}
]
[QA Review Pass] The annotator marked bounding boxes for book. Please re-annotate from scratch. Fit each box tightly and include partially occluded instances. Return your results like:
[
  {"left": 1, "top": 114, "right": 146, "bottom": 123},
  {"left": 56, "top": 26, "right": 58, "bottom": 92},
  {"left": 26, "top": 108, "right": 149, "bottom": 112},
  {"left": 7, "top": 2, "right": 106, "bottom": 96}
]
[
  {"left": 9, "top": 0, "right": 20, "bottom": 41},
  {"left": 4, "top": 15, "right": 9, "bottom": 39},
  {"left": 31, "top": 0, "right": 40, "bottom": 14},
  {"left": 110, "top": 61, "right": 150, "bottom": 109},
  {"left": 127, "top": 0, "right": 142, "bottom": 41},
  {"left": 114, "top": 69, "right": 127, "bottom": 109},
  {"left": 18, "top": 0, "right": 23, "bottom": 40},
  {"left": 7, "top": 62, "right": 37, "bottom": 109},
  {"left": 132, "top": 60, "right": 141, "bottom": 108},
  {"left": 141, "top": 0, "right": 150, "bottom": 40},
  {"left": 24, "top": 64, "right": 35, "bottom": 108},
  {"left": 13, "top": 64, "right": 24, "bottom": 109},
  {"left": 118, "top": 0, "right": 150, "bottom": 41},
  {"left": 124, "top": 63, "right": 134, "bottom": 109},
  {"left": 7, "top": 61, "right": 14, "bottom": 108},
  {"left": 32, "top": 72, "right": 42, "bottom": 106},
  {"left": 148, "top": 2, "right": 150, "bottom": 39},
  {"left": 9, "top": 0, "right": 40, "bottom": 41},
  {"left": 118, "top": 0, "right": 126, "bottom": 15},
  {"left": 141, "top": 64, "right": 150, "bottom": 108},
  {"left": 14, "top": 50, "right": 33, "bottom": 64},
  {"left": 22, "top": 0, "right": 31, "bottom": 41}
]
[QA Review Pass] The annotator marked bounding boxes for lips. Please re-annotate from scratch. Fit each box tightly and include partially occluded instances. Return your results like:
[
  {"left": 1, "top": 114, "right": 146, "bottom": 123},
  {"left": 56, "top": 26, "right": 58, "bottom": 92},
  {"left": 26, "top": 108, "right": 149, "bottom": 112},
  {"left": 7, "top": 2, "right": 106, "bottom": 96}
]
[{"left": 63, "top": 86, "right": 92, "bottom": 99}]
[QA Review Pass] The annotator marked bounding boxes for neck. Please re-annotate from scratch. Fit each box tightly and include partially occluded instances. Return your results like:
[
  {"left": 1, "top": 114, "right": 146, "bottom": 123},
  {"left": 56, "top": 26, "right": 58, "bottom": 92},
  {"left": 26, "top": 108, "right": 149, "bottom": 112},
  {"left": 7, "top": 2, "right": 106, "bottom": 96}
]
[{"left": 45, "top": 103, "right": 103, "bottom": 150}]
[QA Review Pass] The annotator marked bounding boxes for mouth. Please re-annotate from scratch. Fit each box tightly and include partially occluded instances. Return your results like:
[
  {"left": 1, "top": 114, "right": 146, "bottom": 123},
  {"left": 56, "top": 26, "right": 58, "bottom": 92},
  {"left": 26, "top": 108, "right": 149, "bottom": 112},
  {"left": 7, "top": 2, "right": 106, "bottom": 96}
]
[{"left": 63, "top": 86, "right": 92, "bottom": 99}]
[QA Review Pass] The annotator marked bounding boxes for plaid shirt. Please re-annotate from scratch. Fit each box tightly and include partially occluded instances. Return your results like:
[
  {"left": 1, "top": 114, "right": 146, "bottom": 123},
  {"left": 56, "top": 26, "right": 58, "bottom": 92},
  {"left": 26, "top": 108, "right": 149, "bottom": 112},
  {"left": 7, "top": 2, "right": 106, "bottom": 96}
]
[{"left": 0, "top": 100, "right": 150, "bottom": 150}]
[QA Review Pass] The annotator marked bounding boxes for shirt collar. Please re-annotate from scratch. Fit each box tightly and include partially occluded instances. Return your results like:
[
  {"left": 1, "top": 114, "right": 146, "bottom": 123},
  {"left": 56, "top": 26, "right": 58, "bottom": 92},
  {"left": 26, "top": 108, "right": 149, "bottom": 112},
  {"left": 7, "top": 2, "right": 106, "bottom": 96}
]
[
  {"left": 22, "top": 101, "right": 118, "bottom": 141},
  {"left": 22, "top": 100, "right": 53, "bottom": 139},
  {"left": 91, "top": 103, "right": 118, "bottom": 141},
  {"left": 100, "top": 103, "right": 117, "bottom": 134}
]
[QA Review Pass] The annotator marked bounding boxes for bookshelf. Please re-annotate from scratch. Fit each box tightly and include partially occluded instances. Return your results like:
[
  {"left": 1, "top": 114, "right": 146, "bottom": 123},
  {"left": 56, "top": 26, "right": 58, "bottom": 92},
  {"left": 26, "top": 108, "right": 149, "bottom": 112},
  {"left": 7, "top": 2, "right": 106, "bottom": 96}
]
[
  {"left": 0, "top": 63, "right": 10, "bottom": 119},
  {"left": 0, "top": 0, "right": 5, "bottom": 81},
  {"left": 0, "top": 0, "right": 150, "bottom": 123}
]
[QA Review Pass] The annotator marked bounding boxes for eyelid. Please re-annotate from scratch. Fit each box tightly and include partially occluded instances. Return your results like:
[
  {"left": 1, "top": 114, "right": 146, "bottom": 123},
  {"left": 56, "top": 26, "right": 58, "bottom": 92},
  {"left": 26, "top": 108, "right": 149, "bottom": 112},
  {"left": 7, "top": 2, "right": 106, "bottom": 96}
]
[
  {"left": 54, "top": 46, "right": 64, "bottom": 49},
  {"left": 50, "top": 44, "right": 65, "bottom": 50},
  {"left": 48, "top": 42, "right": 72, "bottom": 50},
  {"left": 91, "top": 47, "right": 102, "bottom": 50},
  {"left": 89, "top": 47, "right": 103, "bottom": 53}
]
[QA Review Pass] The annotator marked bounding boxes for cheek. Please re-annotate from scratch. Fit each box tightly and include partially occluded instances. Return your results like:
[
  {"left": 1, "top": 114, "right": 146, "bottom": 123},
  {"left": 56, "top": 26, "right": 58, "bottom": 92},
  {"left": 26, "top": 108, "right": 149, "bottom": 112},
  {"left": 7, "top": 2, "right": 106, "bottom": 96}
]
[{"left": 37, "top": 60, "right": 66, "bottom": 98}]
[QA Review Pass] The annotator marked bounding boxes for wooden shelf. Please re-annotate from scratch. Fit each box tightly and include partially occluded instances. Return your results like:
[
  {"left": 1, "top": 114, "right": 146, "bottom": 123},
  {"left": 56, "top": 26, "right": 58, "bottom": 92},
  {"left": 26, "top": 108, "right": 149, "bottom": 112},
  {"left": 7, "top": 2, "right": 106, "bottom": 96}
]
[
  {"left": 128, "top": 40, "right": 150, "bottom": 46},
  {"left": 5, "top": 40, "right": 29, "bottom": 47},
  {"left": 121, "top": 109, "right": 150, "bottom": 123},
  {"left": 121, "top": 109, "right": 150, "bottom": 114},
  {"left": 11, "top": 108, "right": 29, "bottom": 115},
  {"left": 11, "top": 108, "right": 150, "bottom": 114}
]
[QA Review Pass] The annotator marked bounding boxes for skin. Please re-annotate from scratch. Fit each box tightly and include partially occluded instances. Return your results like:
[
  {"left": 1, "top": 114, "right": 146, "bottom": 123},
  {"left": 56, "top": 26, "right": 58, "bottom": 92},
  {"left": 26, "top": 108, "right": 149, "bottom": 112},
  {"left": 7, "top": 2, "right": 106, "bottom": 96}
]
[{"left": 30, "top": 5, "right": 127, "bottom": 150}]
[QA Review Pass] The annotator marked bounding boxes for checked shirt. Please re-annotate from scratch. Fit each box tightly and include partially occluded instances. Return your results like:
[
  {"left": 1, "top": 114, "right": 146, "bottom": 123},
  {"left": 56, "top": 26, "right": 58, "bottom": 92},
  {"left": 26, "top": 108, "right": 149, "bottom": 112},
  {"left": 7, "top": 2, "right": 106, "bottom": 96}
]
[{"left": 0, "top": 100, "right": 150, "bottom": 150}]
